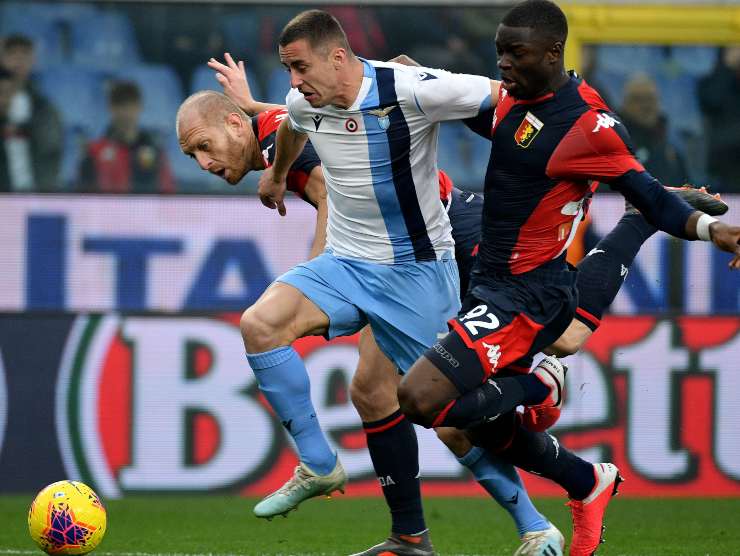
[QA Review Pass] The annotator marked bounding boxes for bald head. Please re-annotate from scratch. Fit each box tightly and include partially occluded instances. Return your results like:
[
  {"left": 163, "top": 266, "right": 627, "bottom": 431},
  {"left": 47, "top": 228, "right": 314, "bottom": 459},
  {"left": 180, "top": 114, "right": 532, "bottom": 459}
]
[
  {"left": 176, "top": 90, "right": 247, "bottom": 135},
  {"left": 177, "top": 90, "right": 260, "bottom": 185}
]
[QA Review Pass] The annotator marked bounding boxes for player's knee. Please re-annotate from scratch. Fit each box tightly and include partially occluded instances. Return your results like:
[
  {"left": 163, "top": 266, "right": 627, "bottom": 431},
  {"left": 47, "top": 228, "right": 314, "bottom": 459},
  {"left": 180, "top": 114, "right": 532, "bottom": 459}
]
[
  {"left": 240, "top": 306, "right": 280, "bottom": 353},
  {"left": 397, "top": 381, "right": 435, "bottom": 427},
  {"left": 547, "top": 336, "right": 580, "bottom": 357}
]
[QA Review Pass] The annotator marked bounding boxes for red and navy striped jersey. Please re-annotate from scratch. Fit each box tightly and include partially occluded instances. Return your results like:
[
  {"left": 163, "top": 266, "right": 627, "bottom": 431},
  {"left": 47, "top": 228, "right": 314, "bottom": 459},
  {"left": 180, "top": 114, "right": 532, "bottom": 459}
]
[
  {"left": 251, "top": 108, "right": 321, "bottom": 206},
  {"left": 471, "top": 73, "right": 644, "bottom": 275}
]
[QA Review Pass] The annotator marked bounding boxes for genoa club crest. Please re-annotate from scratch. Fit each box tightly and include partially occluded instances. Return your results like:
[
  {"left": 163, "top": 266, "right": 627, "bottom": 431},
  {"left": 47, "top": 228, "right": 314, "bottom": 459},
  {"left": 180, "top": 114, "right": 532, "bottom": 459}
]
[{"left": 514, "top": 111, "right": 544, "bottom": 148}]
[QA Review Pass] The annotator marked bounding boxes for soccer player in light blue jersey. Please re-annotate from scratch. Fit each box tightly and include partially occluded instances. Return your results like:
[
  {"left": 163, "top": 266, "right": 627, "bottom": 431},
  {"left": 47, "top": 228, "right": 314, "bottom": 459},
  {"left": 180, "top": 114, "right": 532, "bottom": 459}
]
[{"left": 247, "top": 10, "right": 507, "bottom": 556}]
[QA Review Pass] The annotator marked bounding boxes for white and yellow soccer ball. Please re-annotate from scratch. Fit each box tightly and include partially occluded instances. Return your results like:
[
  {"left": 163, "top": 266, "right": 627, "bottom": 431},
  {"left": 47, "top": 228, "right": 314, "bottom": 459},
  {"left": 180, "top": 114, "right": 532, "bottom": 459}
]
[{"left": 28, "top": 481, "right": 107, "bottom": 555}]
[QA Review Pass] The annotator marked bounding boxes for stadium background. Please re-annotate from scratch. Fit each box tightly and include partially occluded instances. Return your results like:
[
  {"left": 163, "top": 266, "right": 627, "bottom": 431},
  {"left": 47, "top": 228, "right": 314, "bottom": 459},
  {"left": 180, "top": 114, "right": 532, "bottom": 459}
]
[{"left": 1, "top": 0, "right": 740, "bottom": 508}]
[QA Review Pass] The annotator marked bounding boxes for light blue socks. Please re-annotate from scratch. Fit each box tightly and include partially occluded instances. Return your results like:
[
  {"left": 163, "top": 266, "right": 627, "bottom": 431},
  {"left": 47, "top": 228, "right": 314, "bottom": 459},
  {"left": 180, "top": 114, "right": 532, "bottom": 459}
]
[
  {"left": 247, "top": 345, "right": 336, "bottom": 475},
  {"left": 458, "top": 446, "right": 550, "bottom": 536}
]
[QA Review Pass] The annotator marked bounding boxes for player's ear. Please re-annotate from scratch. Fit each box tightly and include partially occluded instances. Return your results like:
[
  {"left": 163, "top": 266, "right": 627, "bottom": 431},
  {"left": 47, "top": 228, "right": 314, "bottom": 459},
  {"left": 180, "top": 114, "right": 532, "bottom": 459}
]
[
  {"left": 547, "top": 40, "right": 564, "bottom": 64},
  {"left": 331, "top": 46, "right": 346, "bottom": 69},
  {"left": 225, "top": 112, "right": 244, "bottom": 135}
]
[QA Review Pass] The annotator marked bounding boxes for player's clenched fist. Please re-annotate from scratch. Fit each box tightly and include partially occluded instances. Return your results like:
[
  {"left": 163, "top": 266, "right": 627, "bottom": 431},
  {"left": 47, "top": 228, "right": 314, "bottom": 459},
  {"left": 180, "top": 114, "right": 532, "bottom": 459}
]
[{"left": 258, "top": 166, "right": 287, "bottom": 216}]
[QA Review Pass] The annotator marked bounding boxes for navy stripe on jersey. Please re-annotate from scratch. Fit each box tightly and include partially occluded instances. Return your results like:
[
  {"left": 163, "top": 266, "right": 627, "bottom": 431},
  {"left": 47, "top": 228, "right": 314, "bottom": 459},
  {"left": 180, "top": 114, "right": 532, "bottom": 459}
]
[
  {"left": 375, "top": 67, "right": 436, "bottom": 262},
  {"left": 360, "top": 65, "right": 411, "bottom": 261}
]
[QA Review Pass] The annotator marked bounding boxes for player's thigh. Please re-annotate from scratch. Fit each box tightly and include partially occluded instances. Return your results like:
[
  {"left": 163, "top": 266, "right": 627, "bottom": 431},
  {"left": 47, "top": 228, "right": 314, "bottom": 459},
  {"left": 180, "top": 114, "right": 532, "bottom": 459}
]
[
  {"left": 545, "top": 319, "right": 592, "bottom": 357},
  {"left": 240, "top": 281, "right": 330, "bottom": 351},
  {"left": 351, "top": 326, "right": 401, "bottom": 421}
]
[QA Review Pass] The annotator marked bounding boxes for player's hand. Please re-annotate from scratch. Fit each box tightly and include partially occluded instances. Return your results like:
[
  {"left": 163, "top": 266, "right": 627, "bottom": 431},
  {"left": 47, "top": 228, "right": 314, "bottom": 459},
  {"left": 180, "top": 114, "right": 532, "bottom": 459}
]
[
  {"left": 387, "top": 54, "right": 420, "bottom": 67},
  {"left": 709, "top": 221, "right": 740, "bottom": 268},
  {"left": 207, "top": 53, "right": 254, "bottom": 111},
  {"left": 258, "top": 167, "right": 288, "bottom": 216}
]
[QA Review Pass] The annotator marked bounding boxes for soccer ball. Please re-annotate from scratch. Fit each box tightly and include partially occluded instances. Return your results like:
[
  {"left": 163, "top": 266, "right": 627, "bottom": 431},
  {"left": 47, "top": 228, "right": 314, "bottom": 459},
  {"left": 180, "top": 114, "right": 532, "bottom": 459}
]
[{"left": 28, "top": 481, "right": 107, "bottom": 555}]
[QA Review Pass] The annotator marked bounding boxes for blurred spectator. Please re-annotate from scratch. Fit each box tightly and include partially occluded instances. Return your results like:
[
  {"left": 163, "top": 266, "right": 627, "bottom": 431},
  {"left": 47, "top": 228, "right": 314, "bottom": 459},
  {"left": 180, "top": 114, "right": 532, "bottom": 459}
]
[
  {"left": 326, "top": 7, "right": 388, "bottom": 61},
  {"left": 77, "top": 81, "right": 175, "bottom": 194},
  {"left": 618, "top": 73, "right": 689, "bottom": 185},
  {"left": 0, "top": 34, "right": 63, "bottom": 191},
  {"left": 579, "top": 44, "right": 617, "bottom": 108},
  {"left": 698, "top": 46, "right": 740, "bottom": 193}
]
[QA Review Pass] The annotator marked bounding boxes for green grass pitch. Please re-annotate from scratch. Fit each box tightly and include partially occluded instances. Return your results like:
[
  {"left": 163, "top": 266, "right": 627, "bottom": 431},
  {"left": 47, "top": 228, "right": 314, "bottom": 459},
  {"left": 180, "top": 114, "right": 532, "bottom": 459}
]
[{"left": 2, "top": 495, "right": 739, "bottom": 556}]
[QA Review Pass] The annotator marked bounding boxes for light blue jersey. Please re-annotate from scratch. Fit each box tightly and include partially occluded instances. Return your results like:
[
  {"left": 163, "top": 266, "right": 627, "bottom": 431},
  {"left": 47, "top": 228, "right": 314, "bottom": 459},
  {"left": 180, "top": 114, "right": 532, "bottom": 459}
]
[{"left": 286, "top": 59, "right": 491, "bottom": 264}]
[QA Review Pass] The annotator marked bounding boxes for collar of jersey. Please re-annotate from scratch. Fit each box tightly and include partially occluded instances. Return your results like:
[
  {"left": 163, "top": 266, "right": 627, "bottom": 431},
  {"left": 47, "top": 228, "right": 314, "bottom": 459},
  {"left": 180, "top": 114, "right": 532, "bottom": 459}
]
[
  {"left": 511, "top": 73, "right": 578, "bottom": 106},
  {"left": 338, "top": 58, "right": 374, "bottom": 111}
]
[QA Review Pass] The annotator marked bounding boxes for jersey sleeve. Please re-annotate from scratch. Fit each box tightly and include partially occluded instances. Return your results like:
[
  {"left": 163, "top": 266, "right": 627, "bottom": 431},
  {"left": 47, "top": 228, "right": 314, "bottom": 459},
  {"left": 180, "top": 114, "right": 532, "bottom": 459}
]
[
  {"left": 286, "top": 140, "right": 321, "bottom": 206},
  {"left": 409, "top": 67, "right": 492, "bottom": 123},
  {"left": 463, "top": 108, "right": 494, "bottom": 140},
  {"left": 548, "top": 108, "right": 696, "bottom": 239},
  {"left": 546, "top": 109, "right": 644, "bottom": 181},
  {"left": 285, "top": 88, "right": 309, "bottom": 133}
]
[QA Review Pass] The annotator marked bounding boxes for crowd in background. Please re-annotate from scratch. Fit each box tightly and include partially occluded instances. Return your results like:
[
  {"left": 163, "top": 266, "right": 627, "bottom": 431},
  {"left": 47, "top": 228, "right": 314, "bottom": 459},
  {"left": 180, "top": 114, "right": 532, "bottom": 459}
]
[{"left": 1, "top": 1, "right": 739, "bottom": 195}]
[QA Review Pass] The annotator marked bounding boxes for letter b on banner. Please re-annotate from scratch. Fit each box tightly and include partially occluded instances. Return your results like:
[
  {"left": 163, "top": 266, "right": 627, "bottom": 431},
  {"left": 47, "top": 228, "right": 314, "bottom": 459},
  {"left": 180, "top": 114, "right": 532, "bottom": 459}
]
[{"left": 119, "top": 318, "right": 273, "bottom": 490}]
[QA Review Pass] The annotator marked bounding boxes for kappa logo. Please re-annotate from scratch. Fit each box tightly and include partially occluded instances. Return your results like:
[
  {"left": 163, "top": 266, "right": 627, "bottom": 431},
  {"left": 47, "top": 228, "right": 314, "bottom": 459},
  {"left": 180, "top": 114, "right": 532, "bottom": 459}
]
[
  {"left": 481, "top": 342, "right": 502, "bottom": 372},
  {"left": 261, "top": 143, "right": 273, "bottom": 165},
  {"left": 592, "top": 112, "right": 619, "bottom": 133},
  {"left": 514, "top": 111, "right": 544, "bottom": 148},
  {"left": 621, "top": 264, "right": 629, "bottom": 277},
  {"left": 432, "top": 342, "right": 459, "bottom": 368},
  {"left": 311, "top": 114, "right": 324, "bottom": 131},
  {"left": 486, "top": 378, "right": 503, "bottom": 395},
  {"left": 368, "top": 105, "right": 396, "bottom": 131},
  {"left": 548, "top": 433, "right": 560, "bottom": 459}
]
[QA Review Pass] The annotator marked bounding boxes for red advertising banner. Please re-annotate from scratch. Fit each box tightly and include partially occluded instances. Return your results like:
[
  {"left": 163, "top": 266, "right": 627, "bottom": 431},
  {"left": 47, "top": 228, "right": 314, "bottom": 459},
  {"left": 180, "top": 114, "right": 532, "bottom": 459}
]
[{"left": 34, "top": 313, "right": 737, "bottom": 499}]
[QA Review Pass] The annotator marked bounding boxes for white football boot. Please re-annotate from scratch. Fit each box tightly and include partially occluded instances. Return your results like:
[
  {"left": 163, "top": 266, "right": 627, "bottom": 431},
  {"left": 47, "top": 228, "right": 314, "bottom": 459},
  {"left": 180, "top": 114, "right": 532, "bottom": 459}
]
[
  {"left": 514, "top": 523, "right": 565, "bottom": 556},
  {"left": 253, "top": 458, "right": 347, "bottom": 519}
]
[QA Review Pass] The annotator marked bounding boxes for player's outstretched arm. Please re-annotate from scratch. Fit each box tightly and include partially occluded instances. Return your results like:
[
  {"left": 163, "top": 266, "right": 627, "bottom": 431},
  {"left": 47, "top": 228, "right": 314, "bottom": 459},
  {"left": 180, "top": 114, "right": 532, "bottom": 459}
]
[
  {"left": 208, "top": 53, "right": 284, "bottom": 115},
  {"left": 390, "top": 54, "right": 500, "bottom": 110},
  {"left": 258, "top": 118, "right": 307, "bottom": 216},
  {"left": 613, "top": 172, "right": 740, "bottom": 261}
]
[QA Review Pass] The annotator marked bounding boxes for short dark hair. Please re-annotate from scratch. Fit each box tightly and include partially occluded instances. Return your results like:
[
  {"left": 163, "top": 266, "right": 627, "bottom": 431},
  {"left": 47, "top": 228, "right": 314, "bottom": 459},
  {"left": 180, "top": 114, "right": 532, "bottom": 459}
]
[
  {"left": 279, "top": 10, "right": 351, "bottom": 54},
  {"left": 2, "top": 34, "right": 34, "bottom": 51},
  {"left": 502, "top": 0, "right": 568, "bottom": 42},
  {"left": 109, "top": 81, "right": 141, "bottom": 105}
]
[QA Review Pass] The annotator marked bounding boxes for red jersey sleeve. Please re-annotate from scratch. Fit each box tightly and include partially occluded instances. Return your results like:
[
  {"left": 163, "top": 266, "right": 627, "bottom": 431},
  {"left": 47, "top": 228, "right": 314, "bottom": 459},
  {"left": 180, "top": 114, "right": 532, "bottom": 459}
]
[
  {"left": 546, "top": 109, "right": 644, "bottom": 182},
  {"left": 256, "top": 109, "right": 321, "bottom": 207}
]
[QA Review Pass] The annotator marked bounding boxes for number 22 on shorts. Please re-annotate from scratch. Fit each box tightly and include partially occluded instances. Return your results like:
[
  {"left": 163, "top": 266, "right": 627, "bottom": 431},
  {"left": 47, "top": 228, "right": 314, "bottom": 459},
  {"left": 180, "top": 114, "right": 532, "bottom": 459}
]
[{"left": 459, "top": 304, "right": 500, "bottom": 336}]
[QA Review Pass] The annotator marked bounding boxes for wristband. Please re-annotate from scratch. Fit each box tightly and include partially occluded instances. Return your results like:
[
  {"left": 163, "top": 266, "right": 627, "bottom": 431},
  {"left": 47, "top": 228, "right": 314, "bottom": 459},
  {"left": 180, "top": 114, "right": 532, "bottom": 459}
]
[{"left": 696, "top": 213, "right": 718, "bottom": 241}]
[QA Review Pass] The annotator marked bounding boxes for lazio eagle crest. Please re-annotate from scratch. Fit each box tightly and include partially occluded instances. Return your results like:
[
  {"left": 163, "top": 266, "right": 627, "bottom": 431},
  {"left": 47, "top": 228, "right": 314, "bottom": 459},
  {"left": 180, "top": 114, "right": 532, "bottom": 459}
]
[{"left": 368, "top": 105, "right": 396, "bottom": 131}]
